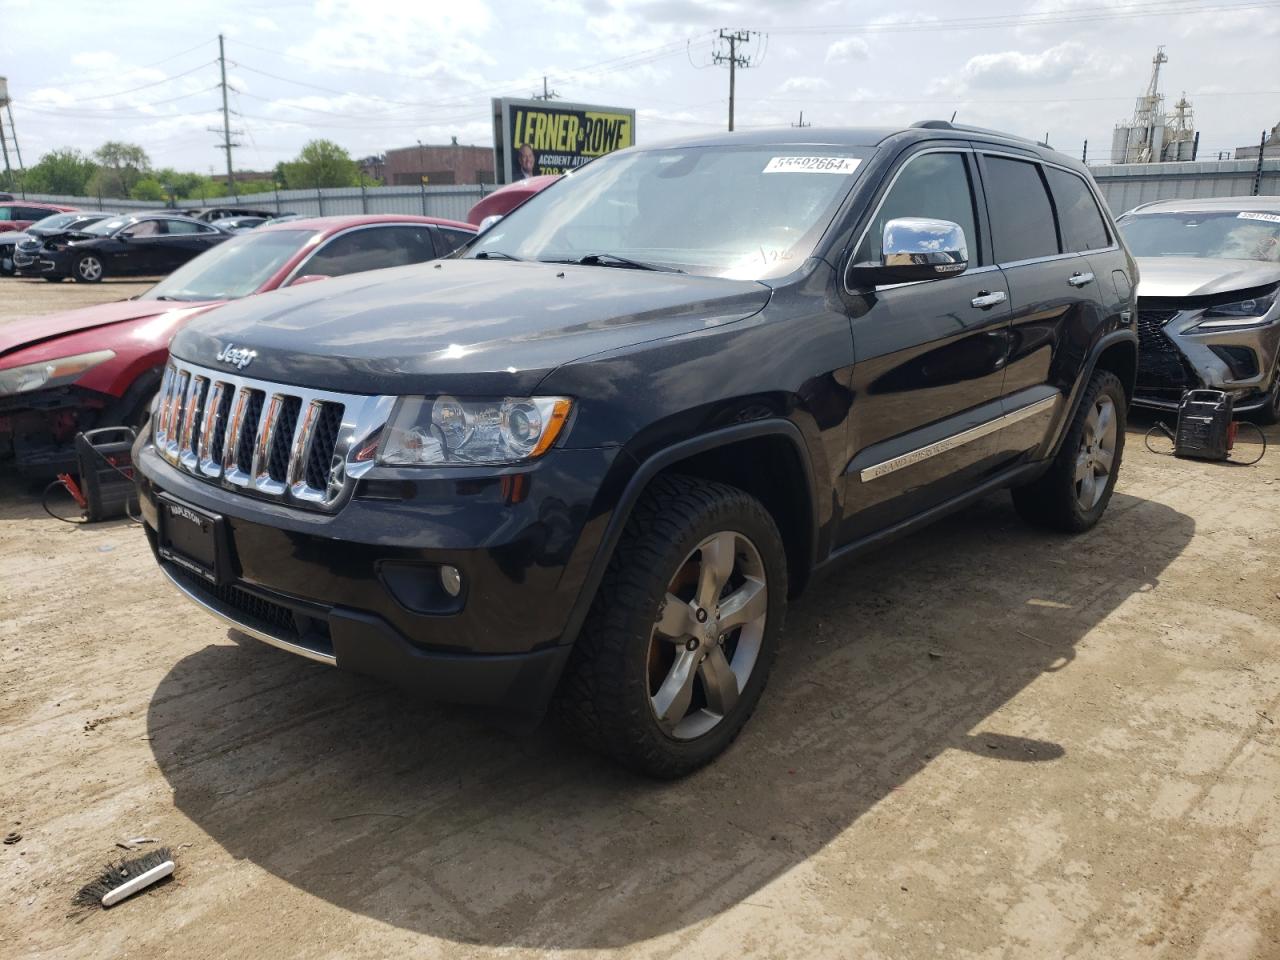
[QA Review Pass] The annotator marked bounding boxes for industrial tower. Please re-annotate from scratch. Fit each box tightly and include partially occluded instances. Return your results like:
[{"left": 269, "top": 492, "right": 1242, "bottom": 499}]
[
  {"left": 1110, "top": 47, "right": 1197, "bottom": 163},
  {"left": 0, "top": 77, "right": 26, "bottom": 192}
]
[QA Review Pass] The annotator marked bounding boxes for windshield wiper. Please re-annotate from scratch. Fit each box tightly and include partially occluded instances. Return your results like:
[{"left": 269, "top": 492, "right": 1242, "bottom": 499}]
[
  {"left": 548, "top": 253, "right": 684, "bottom": 273},
  {"left": 473, "top": 250, "right": 523, "bottom": 261}
]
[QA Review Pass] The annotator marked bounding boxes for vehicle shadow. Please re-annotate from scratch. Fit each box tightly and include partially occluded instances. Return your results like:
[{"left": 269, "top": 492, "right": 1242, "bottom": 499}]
[{"left": 145, "top": 489, "right": 1193, "bottom": 948}]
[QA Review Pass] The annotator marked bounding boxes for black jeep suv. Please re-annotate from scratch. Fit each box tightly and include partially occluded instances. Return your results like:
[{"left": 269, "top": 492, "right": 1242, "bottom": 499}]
[{"left": 134, "top": 122, "right": 1137, "bottom": 777}]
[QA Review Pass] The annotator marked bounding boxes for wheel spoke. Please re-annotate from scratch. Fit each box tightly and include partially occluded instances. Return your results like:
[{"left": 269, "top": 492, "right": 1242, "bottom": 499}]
[
  {"left": 1094, "top": 446, "right": 1114, "bottom": 474},
  {"left": 1095, "top": 400, "right": 1114, "bottom": 442},
  {"left": 696, "top": 532, "right": 736, "bottom": 610},
  {"left": 1079, "top": 469, "right": 1097, "bottom": 507},
  {"left": 1074, "top": 452, "right": 1090, "bottom": 482},
  {"left": 698, "top": 646, "right": 740, "bottom": 717},
  {"left": 652, "top": 649, "right": 699, "bottom": 730},
  {"left": 717, "top": 576, "right": 766, "bottom": 631},
  {"left": 655, "top": 593, "right": 697, "bottom": 641}
]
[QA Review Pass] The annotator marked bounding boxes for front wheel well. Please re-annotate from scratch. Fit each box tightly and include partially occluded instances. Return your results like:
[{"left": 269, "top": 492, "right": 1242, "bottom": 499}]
[
  {"left": 652, "top": 434, "right": 814, "bottom": 597},
  {"left": 1094, "top": 339, "right": 1137, "bottom": 405}
]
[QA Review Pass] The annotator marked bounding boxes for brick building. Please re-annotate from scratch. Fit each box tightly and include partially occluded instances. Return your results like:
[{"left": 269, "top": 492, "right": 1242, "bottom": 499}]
[{"left": 383, "top": 141, "right": 495, "bottom": 186}]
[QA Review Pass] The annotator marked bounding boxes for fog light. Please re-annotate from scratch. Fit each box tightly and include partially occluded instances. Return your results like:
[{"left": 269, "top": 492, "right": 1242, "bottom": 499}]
[{"left": 440, "top": 564, "right": 462, "bottom": 597}]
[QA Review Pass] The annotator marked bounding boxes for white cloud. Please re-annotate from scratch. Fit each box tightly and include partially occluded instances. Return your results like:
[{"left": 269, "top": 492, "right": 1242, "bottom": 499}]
[
  {"left": 825, "top": 38, "right": 870, "bottom": 64},
  {"left": 962, "top": 41, "right": 1094, "bottom": 88},
  {"left": 777, "top": 76, "right": 829, "bottom": 95}
]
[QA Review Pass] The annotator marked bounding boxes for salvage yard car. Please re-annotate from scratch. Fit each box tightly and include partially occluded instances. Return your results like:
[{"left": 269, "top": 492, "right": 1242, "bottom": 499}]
[
  {"left": 1117, "top": 196, "right": 1280, "bottom": 422},
  {"left": 0, "top": 215, "right": 475, "bottom": 476},
  {"left": 36, "top": 213, "right": 229, "bottom": 283},
  {"left": 7, "top": 211, "right": 109, "bottom": 276},
  {"left": 133, "top": 122, "right": 1137, "bottom": 777}
]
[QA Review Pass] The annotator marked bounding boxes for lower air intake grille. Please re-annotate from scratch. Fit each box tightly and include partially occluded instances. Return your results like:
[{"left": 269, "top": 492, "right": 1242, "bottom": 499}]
[{"left": 1136, "top": 309, "right": 1198, "bottom": 402}]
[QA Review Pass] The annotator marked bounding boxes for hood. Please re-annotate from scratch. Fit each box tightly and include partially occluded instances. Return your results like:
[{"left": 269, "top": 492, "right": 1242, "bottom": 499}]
[
  {"left": 0, "top": 298, "right": 219, "bottom": 360},
  {"left": 1135, "top": 256, "right": 1280, "bottom": 299},
  {"left": 173, "top": 258, "right": 774, "bottom": 395}
]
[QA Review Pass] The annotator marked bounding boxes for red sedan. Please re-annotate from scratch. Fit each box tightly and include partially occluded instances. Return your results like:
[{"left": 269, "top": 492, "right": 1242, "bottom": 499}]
[
  {"left": 0, "top": 200, "right": 77, "bottom": 233},
  {"left": 0, "top": 214, "right": 476, "bottom": 476}
]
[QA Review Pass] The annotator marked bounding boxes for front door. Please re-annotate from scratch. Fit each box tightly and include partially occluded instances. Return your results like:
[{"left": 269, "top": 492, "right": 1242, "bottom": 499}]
[{"left": 839, "top": 148, "right": 1013, "bottom": 542}]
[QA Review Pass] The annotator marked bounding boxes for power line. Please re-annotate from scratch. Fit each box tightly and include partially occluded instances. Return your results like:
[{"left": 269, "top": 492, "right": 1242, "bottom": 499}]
[
  {"left": 20, "top": 39, "right": 218, "bottom": 91},
  {"left": 62, "top": 61, "right": 218, "bottom": 103}
]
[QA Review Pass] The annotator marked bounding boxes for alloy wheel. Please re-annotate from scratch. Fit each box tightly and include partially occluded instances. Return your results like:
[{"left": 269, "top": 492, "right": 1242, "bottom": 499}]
[
  {"left": 78, "top": 256, "right": 103, "bottom": 281},
  {"left": 1075, "top": 394, "right": 1117, "bottom": 509},
  {"left": 646, "top": 530, "right": 768, "bottom": 741}
]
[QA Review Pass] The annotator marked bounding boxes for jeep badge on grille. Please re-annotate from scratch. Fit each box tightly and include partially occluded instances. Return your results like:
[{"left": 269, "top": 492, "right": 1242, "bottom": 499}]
[{"left": 216, "top": 343, "right": 257, "bottom": 370}]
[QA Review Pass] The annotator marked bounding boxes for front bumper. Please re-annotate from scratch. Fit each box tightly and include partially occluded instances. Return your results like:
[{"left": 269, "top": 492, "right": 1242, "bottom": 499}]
[
  {"left": 36, "top": 251, "right": 74, "bottom": 276},
  {"left": 135, "top": 438, "right": 620, "bottom": 713},
  {"left": 1134, "top": 305, "right": 1280, "bottom": 411}
]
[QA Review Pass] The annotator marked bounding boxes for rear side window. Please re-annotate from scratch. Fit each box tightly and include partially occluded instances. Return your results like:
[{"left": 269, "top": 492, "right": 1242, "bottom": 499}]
[
  {"left": 303, "top": 226, "right": 437, "bottom": 278},
  {"left": 856, "top": 152, "right": 980, "bottom": 264},
  {"left": 20, "top": 207, "right": 52, "bottom": 220},
  {"left": 166, "top": 219, "right": 214, "bottom": 235},
  {"left": 984, "top": 156, "right": 1060, "bottom": 263},
  {"left": 1046, "top": 168, "right": 1111, "bottom": 252},
  {"left": 0, "top": 207, "right": 14, "bottom": 219}
]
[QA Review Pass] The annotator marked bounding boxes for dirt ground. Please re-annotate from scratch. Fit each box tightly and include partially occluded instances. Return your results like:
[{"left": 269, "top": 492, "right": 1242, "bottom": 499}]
[{"left": 1, "top": 277, "right": 1278, "bottom": 960}]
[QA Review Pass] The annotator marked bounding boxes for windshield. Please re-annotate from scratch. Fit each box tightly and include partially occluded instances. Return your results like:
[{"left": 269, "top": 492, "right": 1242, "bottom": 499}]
[
  {"left": 1119, "top": 211, "right": 1280, "bottom": 263},
  {"left": 83, "top": 217, "right": 130, "bottom": 236},
  {"left": 30, "top": 213, "right": 81, "bottom": 231},
  {"left": 467, "top": 145, "right": 870, "bottom": 280},
  {"left": 142, "top": 229, "right": 314, "bottom": 301}
]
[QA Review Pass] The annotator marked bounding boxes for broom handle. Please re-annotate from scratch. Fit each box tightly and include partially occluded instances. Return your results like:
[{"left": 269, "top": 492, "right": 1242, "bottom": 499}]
[{"left": 102, "top": 860, "right": 175, "bottom": 907}]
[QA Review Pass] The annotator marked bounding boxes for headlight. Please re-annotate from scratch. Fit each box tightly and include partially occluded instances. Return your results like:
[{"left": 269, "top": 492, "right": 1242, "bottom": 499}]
[
  {"left": 378, "top": 395, "right": 573, "bottom": 466},
  {"left": 0, "top": 349, "right": 116, "bottom": 397},
  {"left": 1193, "top": 288, "right": 1279, "bottom": 329}
]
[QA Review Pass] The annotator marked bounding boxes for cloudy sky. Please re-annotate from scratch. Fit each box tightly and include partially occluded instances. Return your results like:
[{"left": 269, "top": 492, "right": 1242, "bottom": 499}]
[{"left": 2, "top": 0, "right": 1277, "bottom": 174}]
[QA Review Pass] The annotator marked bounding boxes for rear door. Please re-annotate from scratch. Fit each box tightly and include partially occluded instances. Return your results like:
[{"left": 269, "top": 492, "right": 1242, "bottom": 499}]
[
  {"left": 163, "top": 219, "right": 226, "bottom": 270},
  {"left": 975, "top": 150, "right": 1104, "bottom": 461},
  {"left": 840, "top": 146, "right": 1014, "bottom": 542}
]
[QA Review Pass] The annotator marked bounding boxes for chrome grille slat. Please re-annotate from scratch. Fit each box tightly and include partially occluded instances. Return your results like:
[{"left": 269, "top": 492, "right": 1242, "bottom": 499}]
[{"left": 151, "top": 358, "right": 394, "bottom": 512}]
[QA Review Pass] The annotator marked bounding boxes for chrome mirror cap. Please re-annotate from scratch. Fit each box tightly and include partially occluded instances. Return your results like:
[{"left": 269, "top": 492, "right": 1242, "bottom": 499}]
[{"left": 847, "top": 217, "right": 970, "bottom": 288}]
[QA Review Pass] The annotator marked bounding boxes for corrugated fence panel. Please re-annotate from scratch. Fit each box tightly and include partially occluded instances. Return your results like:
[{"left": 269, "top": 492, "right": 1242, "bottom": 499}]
[
  {"left": 1091, "top": 159, "right": 1280, "bottom": 214},
  {"left": 10, "top": 185, "right": 489, "bottom": 222}
]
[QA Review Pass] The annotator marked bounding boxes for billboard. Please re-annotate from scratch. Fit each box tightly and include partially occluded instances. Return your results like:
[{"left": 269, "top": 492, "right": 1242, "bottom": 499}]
[{"left": 492, "top": 97, "right": 636, "bottom": 184}]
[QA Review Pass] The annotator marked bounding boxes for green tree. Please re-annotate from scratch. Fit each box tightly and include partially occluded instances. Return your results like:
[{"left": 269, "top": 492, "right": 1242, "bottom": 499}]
[
  {"left": 21, "top": 148, "right": 99, "bottom": 196},
  {"left": 129, "top": 177, "right": 168, "bottom": 202},
  {"left": 278, "top": 139, "right": 360, "bottom": 189},
  {"left": 93, "top": 141, "right": 151, "bottom": 196}
]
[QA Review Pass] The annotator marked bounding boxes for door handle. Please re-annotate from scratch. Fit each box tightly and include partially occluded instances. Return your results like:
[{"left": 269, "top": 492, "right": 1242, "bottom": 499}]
[
  {"left": 970, "top": 290, "right": 1007, "bottom": 309},
  {"left": 1068, "top": 271, "right": 1095, "bottom": 287}
]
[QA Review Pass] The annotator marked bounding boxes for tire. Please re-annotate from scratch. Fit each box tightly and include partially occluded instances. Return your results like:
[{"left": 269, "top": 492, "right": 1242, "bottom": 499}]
[
  {"left": 1012, "top": 369, "right": 1127, "bottom": 533},
  {"left": 554, "top": 474, "right": 787, "bottom": 778},
  {"left": 43, "top": 276, "right": 65, "bottom": 283},
  {"left": 73, "top": 254, "right": 104, "bottom": 283},
  {"left": 1250, "top": 358, "right": 1280, "bottom": 426},
  {"left": 0, "top": 250, "right": 14, "bottom": 277}
]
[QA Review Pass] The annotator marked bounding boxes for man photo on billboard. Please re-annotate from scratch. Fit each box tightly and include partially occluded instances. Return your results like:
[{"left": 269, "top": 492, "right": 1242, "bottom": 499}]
[{"left": 515, "top": 143, "right": 537, "bottom": 181}]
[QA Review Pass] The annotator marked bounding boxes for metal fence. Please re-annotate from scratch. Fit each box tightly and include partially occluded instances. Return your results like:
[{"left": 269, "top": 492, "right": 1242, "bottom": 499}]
[
  {"left": 1091, "top": 158, "right": 1280, "bottom": 214},
  {"left": 16, "top": 160, "right": 1278, "bottom": 225},
  {"left": 14, "top": 184, "right": 492, "bottom": 222}
]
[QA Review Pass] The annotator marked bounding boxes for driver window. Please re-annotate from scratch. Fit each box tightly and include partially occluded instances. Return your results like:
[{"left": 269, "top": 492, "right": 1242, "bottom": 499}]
[{"left": 855, "top": 152, "right": 979, "bottom": 264}]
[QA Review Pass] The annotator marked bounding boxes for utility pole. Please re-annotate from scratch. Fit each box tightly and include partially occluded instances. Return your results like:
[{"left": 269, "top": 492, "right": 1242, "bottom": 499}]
[
  {"left": 1253, "top": 129, "right": 1267, "bottom": 196},
  {"left": 713, "top": 29, "right": 753, "bottom": 132},
  {"left": 533, "top": 76, "right": 559, "bottom": 101},
  {"left": 206, "top": 34, "right": 242, "bottom": 198},
  {"left": 791, "top": 111, "right": 810, "bottom": 128}
]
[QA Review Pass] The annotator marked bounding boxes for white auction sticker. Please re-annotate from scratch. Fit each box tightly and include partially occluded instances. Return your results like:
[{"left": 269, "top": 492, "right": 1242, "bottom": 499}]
[
  {"left": 763, "top": 156, "right": 862, "bottom": 174},
  {"left": 1238, "top": 211, "right": 1280, "bottom": 224}
]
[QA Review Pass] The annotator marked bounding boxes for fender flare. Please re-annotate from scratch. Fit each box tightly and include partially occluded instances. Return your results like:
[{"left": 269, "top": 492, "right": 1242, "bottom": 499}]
[
  {"left": 558, "top": 418, "right": 818, "bottom": 648},
  {"left": 1046, "top": 328, "right": 1138, "bottom": 460},
  {"left": 100, "top": 364, "right": 165, "bottom": 427}
]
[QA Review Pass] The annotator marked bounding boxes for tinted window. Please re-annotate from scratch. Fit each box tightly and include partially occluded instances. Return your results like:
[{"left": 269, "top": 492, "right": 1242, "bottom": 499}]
[
  {"left": 855, "top": 152, "right": 980, "bottom": 265},
  {"left": 1046, "top": 168, "right": 1110, "bottom": 252},
  {"left": 20, "top": 207, "right": 53, "bottom": 221},
  {"left": 303, "top": 225, "right": 437, "bottom": 278},
  {"left": 436, "top": 227, "right": 475, "bottom": 254},
  {"left": 165, "top": 219, "right": 212, "bottom": 235},
  {"left": 0, "top": 207, "right": 14, "bottom": 219},
  {"left": 984, "top": 157, "right": 1059, "bottom": 262}
]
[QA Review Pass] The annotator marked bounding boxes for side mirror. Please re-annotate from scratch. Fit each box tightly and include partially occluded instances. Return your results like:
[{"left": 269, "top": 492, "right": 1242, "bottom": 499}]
[
  {"left": 847, "top": 217, "right": 968, "bottom": 288},
  {"left": 477, "top": 214, "right": 503, "bottom": 233},
  {"left": 118, "top": 232, "right": 133, "bottom": 241},
  {"left": 289, "top": 274, "right": 330, "bottom": 287}
]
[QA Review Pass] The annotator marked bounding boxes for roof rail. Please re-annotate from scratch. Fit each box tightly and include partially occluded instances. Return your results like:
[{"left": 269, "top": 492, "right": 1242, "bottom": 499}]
[{"left": 911, "top": 119, "right": 1049, "bottom": 149}]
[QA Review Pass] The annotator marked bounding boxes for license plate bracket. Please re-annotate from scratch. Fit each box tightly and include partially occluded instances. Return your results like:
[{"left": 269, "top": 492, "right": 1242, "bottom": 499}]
[{"left": 157, "top": 493, "right": 233, "bottom": 586}]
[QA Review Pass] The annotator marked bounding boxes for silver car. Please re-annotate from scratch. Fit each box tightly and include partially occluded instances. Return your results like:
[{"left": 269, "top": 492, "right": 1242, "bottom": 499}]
[{"left": 1117, "top": 196, "right": 1280, "bottom": 422}]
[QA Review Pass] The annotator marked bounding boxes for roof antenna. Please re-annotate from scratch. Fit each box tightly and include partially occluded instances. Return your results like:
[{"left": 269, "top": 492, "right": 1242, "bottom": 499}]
[{"left": 950, "top": 110, "right": 957, "bottom": 123}]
